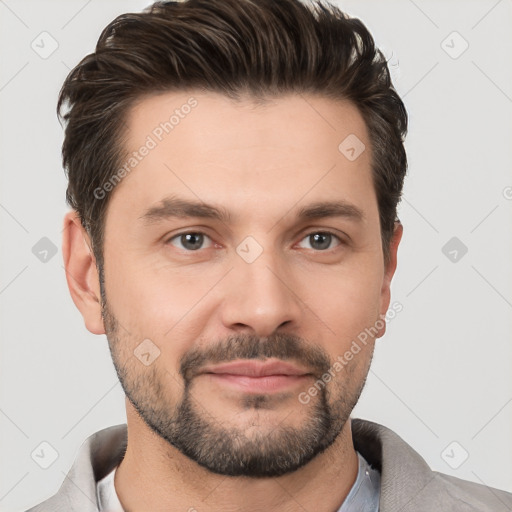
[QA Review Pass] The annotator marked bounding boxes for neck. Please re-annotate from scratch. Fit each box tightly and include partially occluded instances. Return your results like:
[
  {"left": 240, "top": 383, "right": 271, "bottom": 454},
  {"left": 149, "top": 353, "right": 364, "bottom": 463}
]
[{"left": 115, "top": 399, "right": 359, "bottom": 512}]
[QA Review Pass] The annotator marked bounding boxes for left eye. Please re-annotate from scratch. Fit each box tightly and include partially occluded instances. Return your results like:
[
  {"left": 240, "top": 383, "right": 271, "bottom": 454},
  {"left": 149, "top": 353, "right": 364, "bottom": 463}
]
[
  {"left": 297, "top": 232, "right": 341, "bottom": 251},
  {"left": 168, "top": 232, "right": 213, "bottom": 251}
]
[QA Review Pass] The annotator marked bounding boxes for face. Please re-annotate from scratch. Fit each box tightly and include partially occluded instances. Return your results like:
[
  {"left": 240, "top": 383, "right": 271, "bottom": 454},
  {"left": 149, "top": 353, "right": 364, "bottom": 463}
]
[{"left": 97, "top": 91, "right": 399, "bottom": 477}]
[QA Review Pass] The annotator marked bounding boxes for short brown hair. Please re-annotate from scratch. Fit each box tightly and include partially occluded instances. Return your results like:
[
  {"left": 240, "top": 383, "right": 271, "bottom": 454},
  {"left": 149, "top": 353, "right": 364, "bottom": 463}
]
[{"left": 58, "top": 0, "right": 407, "bottom": 269}]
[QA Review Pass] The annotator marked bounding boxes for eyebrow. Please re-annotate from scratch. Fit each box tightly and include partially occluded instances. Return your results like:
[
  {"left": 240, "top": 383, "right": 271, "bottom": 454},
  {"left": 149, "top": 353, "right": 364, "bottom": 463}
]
[{"left": 139, "top": 196, "right": 364, "bottom": 225}]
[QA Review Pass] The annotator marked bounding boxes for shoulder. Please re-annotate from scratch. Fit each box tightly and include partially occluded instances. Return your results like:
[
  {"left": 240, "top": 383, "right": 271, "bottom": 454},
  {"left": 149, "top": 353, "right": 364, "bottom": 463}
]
[
  {"left": 430, "top": 471, "right": 512, "bottom": 511},
  {"left": 24, "top": 424, "right": 127, "bottom": 512},
  {"left": 351, "top": 418, "right": 512, "bottom": 511}
]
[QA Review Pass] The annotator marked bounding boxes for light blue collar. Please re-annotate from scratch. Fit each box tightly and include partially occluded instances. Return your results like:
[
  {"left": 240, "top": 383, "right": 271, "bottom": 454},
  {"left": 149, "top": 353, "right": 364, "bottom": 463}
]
[{"left": 337, "top": 451, "right": 381, "bottom": 511}]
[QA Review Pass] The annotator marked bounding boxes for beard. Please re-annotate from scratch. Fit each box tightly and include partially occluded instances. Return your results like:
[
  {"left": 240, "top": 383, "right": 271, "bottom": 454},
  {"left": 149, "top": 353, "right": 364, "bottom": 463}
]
[{"left": 101, "top": 297, "right": 371, "bottom": 478}]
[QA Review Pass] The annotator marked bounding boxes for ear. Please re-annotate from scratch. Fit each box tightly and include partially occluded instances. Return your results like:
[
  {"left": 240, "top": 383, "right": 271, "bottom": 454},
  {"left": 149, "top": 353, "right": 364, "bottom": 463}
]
[
  {"left": 62, "top": 210, "right": 105, "bottom": 335},
  {"left": 377, "top": 221, "right": 403, "bottom": 338}
]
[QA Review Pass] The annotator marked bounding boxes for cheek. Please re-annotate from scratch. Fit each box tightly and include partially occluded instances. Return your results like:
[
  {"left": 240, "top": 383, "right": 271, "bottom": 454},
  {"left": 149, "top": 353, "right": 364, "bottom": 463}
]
[
  {"left": 103, "top": 254, "right": 223, "bottom": 355},
  {"left": 302, "top": 261, "right": 384, "bottom": 341}
]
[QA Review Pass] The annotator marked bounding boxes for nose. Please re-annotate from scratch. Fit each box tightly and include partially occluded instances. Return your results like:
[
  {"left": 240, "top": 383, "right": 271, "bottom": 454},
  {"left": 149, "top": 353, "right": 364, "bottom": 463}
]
[{"left": 219, "top": 250, "right": 303, "bottom": 337}]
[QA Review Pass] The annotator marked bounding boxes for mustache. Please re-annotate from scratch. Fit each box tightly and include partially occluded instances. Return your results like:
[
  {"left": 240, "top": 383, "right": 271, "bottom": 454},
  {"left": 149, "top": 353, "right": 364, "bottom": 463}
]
[{"left": 180, "top": 332, "right": 331, "bottom": 382}]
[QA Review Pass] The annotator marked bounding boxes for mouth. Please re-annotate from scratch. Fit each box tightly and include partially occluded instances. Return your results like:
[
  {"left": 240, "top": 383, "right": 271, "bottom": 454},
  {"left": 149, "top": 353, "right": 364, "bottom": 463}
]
[{"left": 200, "top": 359, "right": 313, "bottom": 393}]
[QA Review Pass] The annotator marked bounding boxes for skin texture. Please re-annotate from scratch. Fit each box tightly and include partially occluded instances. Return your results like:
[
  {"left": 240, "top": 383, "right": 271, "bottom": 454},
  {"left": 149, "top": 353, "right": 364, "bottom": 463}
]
[{"left": 63, "top": 91, "right": 402, "bottom": 512}]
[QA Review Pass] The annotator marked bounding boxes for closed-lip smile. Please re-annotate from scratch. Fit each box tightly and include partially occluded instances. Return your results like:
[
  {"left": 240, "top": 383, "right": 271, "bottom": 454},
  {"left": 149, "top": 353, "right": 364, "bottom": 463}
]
[
  {"left": 201, "top": 359, "right": 311, "bottom": 377},
  {"left": 199, "top": 360, "right": 314, "bottom": 393}
]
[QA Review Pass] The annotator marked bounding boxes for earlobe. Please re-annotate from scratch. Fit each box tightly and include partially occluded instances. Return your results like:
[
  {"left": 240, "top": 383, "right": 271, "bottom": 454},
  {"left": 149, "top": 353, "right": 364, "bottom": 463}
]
[
  {"left": 62, "top": 211, "right": 106, "bottom": 335},
  {"left": 377, "top": 221, "right": 403, "bottom": 338}
]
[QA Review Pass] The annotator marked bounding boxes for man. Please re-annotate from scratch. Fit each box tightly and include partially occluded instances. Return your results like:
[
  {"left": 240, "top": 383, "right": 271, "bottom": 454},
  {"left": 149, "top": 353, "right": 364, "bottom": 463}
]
[{"left": 27, "top": 0, "right": 512, "bottom": 510}]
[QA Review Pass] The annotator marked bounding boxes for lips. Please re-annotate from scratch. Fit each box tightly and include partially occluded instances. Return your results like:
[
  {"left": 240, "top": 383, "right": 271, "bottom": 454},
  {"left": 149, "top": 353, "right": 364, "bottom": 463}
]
[
  {"left": 200, "top": 360, "right": 312, "bottom": 393},
  {"left": 201, "top": 359, "right": 311, "bottom": 378}
]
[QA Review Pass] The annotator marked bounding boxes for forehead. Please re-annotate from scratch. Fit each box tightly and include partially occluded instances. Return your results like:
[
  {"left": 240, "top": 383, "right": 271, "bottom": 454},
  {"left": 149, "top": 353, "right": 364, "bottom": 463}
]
[
  {"left": 125, "top": 90, "right": 369, "bottom": 159},
  {"left": 107, "top": 90, "right": 375, "bottom": 225}
]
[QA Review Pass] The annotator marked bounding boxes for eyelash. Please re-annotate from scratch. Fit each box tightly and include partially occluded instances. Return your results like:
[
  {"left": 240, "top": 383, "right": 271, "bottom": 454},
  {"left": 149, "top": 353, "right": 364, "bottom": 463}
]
[{"left": 165, "top": 230, "right": 345, "bottom": 252}]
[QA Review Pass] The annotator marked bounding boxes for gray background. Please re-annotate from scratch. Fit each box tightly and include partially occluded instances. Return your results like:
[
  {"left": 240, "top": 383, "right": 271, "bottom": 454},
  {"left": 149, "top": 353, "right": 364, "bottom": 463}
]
[{"left": 1, "top": 0, "right": 511, "bottom": 510}]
